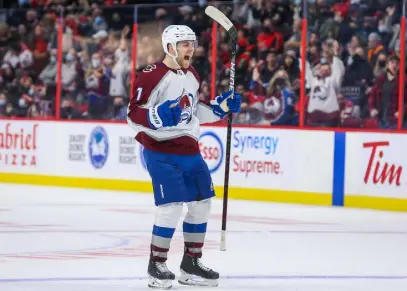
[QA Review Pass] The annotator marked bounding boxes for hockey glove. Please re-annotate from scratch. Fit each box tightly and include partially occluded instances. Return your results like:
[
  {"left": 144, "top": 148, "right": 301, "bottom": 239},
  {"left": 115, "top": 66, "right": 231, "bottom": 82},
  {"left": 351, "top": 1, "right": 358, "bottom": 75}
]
[
  {"left": 210, "top": 90, "right": 241, "bottom": 119},
  {"left": 148, "top": 99, "right": 182, "bottom": 129}
]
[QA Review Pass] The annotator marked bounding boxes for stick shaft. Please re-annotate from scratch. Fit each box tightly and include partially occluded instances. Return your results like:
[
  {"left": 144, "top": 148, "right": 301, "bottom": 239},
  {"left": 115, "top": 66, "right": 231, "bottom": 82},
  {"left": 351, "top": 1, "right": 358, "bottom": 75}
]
[{"left": 220, "top": 52, "right": 236, "bottom": 251}]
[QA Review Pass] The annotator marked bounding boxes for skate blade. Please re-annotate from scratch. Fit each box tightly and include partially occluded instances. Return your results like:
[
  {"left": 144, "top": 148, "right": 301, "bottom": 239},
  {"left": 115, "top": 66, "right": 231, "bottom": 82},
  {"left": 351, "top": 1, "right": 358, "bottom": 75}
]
[
  {"left": 178, "top": 270, "right": 219, "bottom": 287},
  {"left": 148, "top": 276, "right": 172, "bottom": 289}
]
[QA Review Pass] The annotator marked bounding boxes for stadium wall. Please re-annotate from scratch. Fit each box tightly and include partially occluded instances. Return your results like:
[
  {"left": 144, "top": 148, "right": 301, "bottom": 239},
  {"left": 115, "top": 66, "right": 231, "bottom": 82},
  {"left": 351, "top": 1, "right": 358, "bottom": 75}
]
[{"left": 1, "top": 120, "right": 406, "bottom": 212}]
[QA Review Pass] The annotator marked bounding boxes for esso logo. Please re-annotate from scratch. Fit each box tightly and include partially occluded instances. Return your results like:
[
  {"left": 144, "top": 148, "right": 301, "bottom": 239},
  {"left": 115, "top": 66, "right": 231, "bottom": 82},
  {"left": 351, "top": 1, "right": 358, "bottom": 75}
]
[{"left": 199, "top": 131, "right": 223, "bottom": 173}]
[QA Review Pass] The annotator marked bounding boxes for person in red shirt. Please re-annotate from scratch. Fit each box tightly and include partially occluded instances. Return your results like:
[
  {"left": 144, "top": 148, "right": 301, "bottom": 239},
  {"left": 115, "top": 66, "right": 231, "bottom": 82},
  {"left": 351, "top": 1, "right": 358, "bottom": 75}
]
[
  {"left": 369, "top": 55, "right": 407, "bottom": 129},
  {"left": 257, "top": 18, "right": 284, "bottom": 54}
]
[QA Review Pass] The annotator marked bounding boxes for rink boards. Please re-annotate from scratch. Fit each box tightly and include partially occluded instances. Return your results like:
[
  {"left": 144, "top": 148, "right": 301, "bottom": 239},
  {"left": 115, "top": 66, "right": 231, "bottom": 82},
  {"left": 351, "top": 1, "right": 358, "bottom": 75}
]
[{"left": 0, "top": 120, "right": 407, "bottom": 211}]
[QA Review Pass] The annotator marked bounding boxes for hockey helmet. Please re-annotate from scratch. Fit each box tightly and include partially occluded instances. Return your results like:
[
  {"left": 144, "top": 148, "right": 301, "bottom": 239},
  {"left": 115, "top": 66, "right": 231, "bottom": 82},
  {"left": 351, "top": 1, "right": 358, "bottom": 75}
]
[{"left": 162, "top": 25, "right": 197, "bottom": 58}]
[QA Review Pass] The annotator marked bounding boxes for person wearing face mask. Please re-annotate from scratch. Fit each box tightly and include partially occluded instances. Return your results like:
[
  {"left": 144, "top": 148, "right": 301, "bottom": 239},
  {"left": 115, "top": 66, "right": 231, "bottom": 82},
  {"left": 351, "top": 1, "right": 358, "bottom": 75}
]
[
  {"left": 373, "top": 54, "right": 388, "bottom": 78},
  {"left": 307, "top": 61, "right": 342, "bottom": 127},
  {"left": 262, "top": 70, "right": 298, "bottom": 126},
  {"left": 367, "top": 33, "right": 385, "bottom": 67},
  {"left": 343, "top": 46, "right": 374, "bottom": 87},
  {"left": 342, "top": 46, "right": 373, "bottom": 119},
  {"left": 61, "top": 49, "right": 78, "bottom": 92},
  {"left": 85, "top": 53, "right": 111, "bottom": 119},
  {"left": 369, "top": 55, "right": 407, "bottom": 129},
  {"left": 15, "top": 95, "right": 30, "bottom": 117},
  {"left": 92, "top": 9, "right": 107, "bottom": 33},
  {"left": 40, "top": 51, "right": 58, "bottom": 85}
]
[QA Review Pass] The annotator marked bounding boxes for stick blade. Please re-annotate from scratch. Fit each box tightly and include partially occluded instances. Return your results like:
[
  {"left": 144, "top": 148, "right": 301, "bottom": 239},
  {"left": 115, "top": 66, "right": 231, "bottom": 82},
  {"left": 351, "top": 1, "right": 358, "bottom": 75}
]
[{"left": 205, "top": 5, "right": 234, "bottom": 31}]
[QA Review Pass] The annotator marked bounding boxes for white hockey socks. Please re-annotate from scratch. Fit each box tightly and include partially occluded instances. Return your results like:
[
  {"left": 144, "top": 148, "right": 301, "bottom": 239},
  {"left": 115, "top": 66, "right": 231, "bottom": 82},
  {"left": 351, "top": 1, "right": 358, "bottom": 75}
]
[
  {"left": 151, "top": 202, "right": 183, "bottom": 262},
  {"left": 182, "top": 199, "right": 211, "bottom": 257}
]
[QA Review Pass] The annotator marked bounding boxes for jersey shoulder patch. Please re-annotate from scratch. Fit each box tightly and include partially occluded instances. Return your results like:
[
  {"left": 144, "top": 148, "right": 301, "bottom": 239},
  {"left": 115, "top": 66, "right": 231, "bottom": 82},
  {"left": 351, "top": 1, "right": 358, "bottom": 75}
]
[
  {"left": 137, "top": 63, "right": 169, "bottom": 87},
  {"left": 142, "top": 63, "right": 158, "bottom": 73}
]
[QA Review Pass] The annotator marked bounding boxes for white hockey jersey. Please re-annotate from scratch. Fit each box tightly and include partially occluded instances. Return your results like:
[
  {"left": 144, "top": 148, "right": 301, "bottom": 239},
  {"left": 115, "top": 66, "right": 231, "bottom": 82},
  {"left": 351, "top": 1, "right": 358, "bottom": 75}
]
[
  {"left": 127, "top": 62, "right": 220, "bottom": 155},
  {"left": 308, "top": 73, "right": 341, "bottom": 114}
]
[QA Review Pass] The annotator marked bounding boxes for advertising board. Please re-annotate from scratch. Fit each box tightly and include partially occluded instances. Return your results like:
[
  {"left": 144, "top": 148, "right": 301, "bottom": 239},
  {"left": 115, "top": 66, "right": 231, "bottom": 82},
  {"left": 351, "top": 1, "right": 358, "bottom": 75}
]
[
  {"left": 198, "top": 127, "right": 334, "bottom": 194},
  {"left": 345, "top": 132, "right": 407, "bottom": 199},
  {"left": 0, "top": 121, "right": 56, "bottom": 174},
  {"left": 58, "top": 122, "right": 150, "bottom": 181},
  {"left": 9, "top": 120, "right": 407, "bottom": 210}
]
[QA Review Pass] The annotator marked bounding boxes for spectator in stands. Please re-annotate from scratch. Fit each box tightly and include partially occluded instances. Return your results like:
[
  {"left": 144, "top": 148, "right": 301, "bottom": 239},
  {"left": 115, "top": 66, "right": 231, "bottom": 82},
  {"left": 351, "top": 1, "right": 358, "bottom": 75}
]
[
  {"left": 92, "top": 8, "right": 108, "bottom": 33},
  {"left": 61, "top": 48, "right": 79, "bottom": 92},
  {"left": 342, "top": 46, "right": 373, "bottom": 118},
  {"left": 1, "top": 63, "right": 16, "bottom": 87},
  {"left": 39, "top": 49, "right": 57, "bottom": 85},
  {"left": 257, "top": 18, "right": 284, "bottom": 54},
  {"left": 107, "top": 96, "right": 127, "bottom": 120},
  {"left": 192, "top": 46, "right": 210, "bottom": 86},
  {"left": 369, "top": 55, "right": 407, "bottom": 129},
  {"left": 339, "top": 92, "right": 362, "bottom": 127},
  {"left": 250, "top": 51, "right": 279, "bottom": 95},
  {"left": 263, "top": 69, "right": 298, "bottom": 126},
  {"left": 2, "top": 0, "right": 404, "bottom": 129},
  {"left": 307, "top": 61, "right": 342, "bottom": 127},
  {"left": 373, "top": 52, "right": 388, "bottom": 78},
  {"left": 60, "top": 96, "right": 82, "bottom": 120},
  {"left": 109, "top": 53, "right": 130, "bottom": 103},
  {"left": 233, "top": 83, "right": 265, "bottom": 125},
  {"left": 32, "top": 24, "right": 49, "bottom": 73},
  {"left": 284, "top": 18, "right": 302, "bottom": 50},
  {"left": 280, "top": 49, "right": 300, "bottom": 83},
  {"left": 85, "top": 52, "right": 112, "bottom": 119},
  {"left": 0, "top": 91, "right": 7, "bottom": 116},
  {"left": 367, "top": 32, "right": 386, "bottom": 67},
  {"left": 199, "top": 81, "right": 211, "bottom": 104}
]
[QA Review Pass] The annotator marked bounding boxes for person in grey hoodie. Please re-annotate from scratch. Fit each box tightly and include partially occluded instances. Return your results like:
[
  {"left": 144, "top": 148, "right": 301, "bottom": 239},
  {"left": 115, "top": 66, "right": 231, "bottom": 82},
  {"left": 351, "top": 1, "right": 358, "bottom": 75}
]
[{"left": 39, "top": 49, "right": 57, "bottom": 85}]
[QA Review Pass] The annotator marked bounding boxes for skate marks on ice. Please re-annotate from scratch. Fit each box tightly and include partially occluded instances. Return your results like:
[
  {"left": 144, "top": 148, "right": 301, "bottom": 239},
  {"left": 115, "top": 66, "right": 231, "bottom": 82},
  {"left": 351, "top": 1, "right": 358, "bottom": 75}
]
[{"left": 1, "top": 185, "right": 407, "bottom": 290}]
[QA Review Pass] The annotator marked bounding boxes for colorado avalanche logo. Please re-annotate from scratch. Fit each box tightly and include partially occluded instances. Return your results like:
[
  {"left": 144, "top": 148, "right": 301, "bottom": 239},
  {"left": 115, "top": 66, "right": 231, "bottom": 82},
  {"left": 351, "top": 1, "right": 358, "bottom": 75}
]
[
  {"left": 178, "top": 92, "right": 194, "bottom": 123},
  {"left": 312, "top": 85, "right": 328, "bottom": 101},
  {"left": 264, "top": 96, "right": 283, "bottom": 120}
]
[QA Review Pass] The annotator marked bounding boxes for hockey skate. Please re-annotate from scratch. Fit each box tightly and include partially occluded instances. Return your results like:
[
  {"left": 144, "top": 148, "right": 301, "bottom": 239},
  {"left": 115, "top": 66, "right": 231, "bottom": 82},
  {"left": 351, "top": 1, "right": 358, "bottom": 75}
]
[
  {"left": 178, "top": 252, "right": 219, "bottom": 287},
  {"left": 148, "top": 257, "right": 175, "bottom": 289}
]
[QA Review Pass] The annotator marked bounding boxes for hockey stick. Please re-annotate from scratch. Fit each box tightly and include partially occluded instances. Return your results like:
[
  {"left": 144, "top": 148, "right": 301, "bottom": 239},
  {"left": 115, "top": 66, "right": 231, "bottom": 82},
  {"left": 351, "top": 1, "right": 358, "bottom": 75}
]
[{"left": 205, "top": 5, "right": 237, "bottom": 251}]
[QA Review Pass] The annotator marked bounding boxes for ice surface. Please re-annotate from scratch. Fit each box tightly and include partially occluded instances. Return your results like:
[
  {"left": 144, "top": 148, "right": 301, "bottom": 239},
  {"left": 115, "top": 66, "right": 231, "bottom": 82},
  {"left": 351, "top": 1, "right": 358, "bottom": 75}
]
[{"left": 1, "top": 184, "right": 407, "bottom": 290}]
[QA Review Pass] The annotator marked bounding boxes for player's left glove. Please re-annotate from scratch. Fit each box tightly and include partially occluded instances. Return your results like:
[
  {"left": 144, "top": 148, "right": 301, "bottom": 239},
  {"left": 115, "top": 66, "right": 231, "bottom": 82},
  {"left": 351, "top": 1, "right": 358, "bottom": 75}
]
[{"left": 210, "top": 90, "right": 241, "bottom": 119}]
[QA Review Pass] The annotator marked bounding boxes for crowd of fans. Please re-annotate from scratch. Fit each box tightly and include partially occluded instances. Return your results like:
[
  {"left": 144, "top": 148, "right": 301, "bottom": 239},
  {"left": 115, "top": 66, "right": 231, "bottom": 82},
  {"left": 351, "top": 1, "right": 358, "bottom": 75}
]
[
  {"left": 0, "top": 2, "right": 133, "bottom": 119},
  {"left": 0, "top": 0, "right": 406, "bottom": 130}
]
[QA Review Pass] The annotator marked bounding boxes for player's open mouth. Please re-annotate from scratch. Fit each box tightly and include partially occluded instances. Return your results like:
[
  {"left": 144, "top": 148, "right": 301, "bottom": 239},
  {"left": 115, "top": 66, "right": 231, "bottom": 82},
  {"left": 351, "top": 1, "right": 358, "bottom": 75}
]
[{"left": 184, "top": 56, "right": 191, "bottom": 61}]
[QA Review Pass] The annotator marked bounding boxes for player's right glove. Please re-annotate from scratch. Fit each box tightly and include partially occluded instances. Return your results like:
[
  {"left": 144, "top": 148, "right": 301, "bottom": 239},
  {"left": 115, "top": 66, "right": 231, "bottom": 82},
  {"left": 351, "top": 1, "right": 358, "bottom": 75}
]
[{"left": 148, "top": 99, "right": 182, "bottom": 129}]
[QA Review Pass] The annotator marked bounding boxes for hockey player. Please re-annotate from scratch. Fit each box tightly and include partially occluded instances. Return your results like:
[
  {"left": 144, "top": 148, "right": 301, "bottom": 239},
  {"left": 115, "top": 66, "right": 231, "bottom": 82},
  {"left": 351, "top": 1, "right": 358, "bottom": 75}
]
[{"left": 127, "top": 25, "right": 241, "bottom": 289}]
